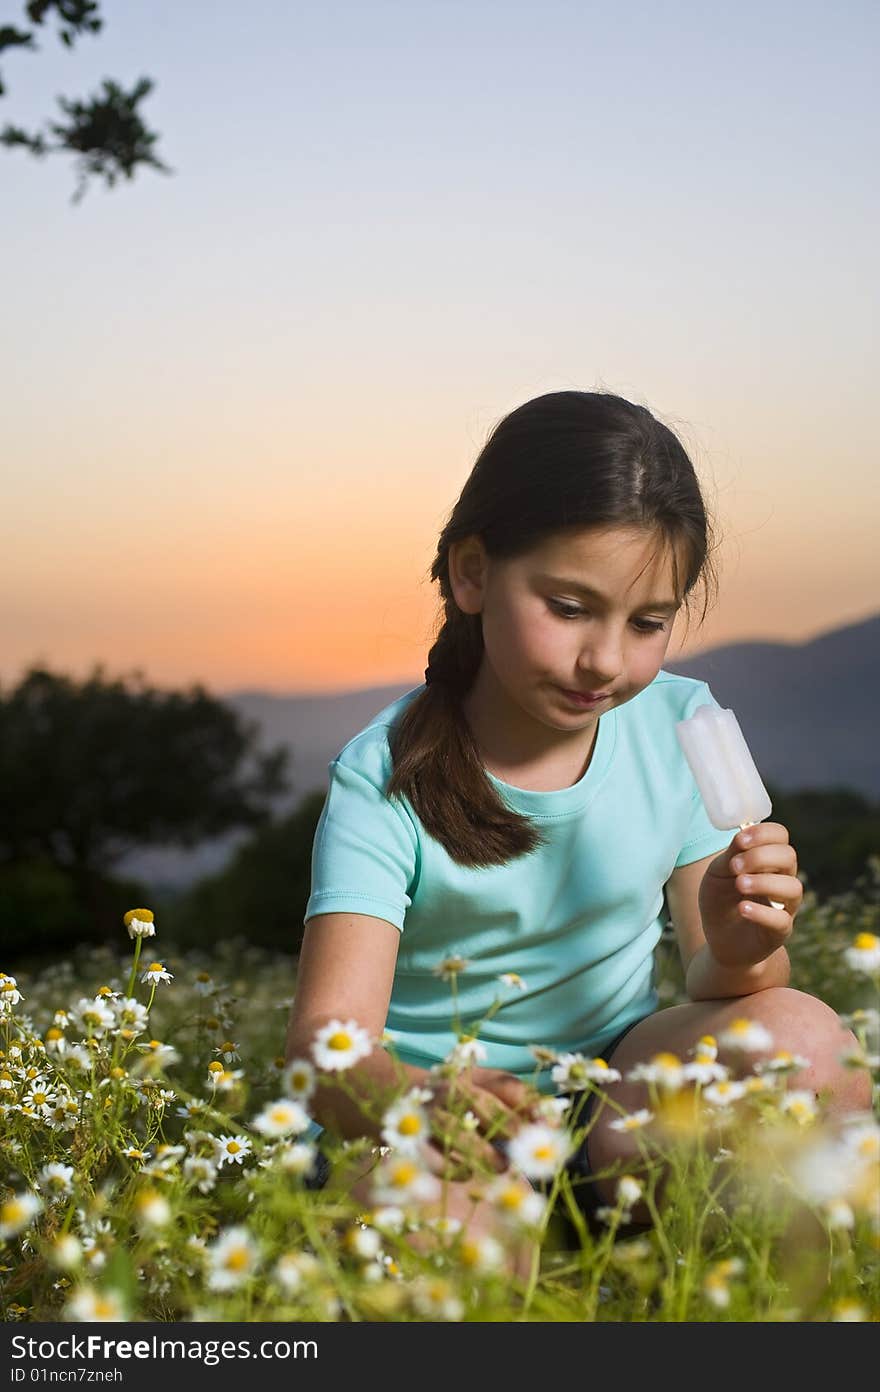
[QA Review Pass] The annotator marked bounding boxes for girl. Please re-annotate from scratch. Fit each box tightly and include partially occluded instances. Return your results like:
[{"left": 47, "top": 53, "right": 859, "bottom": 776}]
[{"left": 285, "top": 390, "right": 869, "bottom": 1270}]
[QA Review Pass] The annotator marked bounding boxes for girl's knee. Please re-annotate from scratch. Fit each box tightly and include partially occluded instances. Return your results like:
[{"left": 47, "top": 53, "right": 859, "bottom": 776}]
[{"left": 742, "top": 986, "right": 871, "bottom": 1110}]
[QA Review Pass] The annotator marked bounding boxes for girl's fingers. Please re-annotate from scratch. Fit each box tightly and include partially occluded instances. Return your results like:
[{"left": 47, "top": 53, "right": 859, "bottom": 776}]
[{"left": 736, "top": 873, "right": 800, "bottom": 913}]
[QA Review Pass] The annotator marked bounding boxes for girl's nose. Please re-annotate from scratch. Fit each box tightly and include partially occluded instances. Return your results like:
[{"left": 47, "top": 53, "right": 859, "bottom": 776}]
[{"left": 576, "top": 642, "right": 622, "bottom": 689}]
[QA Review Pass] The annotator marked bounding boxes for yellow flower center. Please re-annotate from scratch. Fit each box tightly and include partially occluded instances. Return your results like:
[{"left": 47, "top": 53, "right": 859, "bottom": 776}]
[
  {"left": 398, "top": 1114, "right": 422, "bottom": 1136},
  {"left": 147, "top": 963, "right": 164, "bottom": 973},
  {"left": 328, "top": 1031, "right": 353, "bottom": 1051},
  {"left": 653, "top": 1052, "right": 681, "bottom": 1068},
  {"left": 533, "top": 1144, "right": 554, "bottom": 1162},
  {"left": 1, "top": 1201, "right": 24, "bottom": 1224},
  {"left": 499, "top": 1187, "right": 523, "bottom": 1211},
  {"left": 94, "top": 1298, "right": 118, "bottom": 1319},
  {"left": 227, "top": 1141, "right": 241, "bottom": 1154},
  {"left": 225, "top": 1248, "right": 250, "bottom": 1272},
  {"left": 32, "top": 1092, "right": 47, "bottom": 1105},
  {"left": 391, "top": 1162, "right": 418, "bottom": 1187},
  {"left": 271, "top": 1107, "right": 291, "bottom": 1124},
  {"left": 590, "top": 1058, "right": 608, "bottom": 1071},
  {"left": 208, "top": 1061, "right": 223, "bottom": 1073},
  {"left": 45, "top": 1029, "right": 62, "bottom": 1042},
  {"left": 854, "top": 932, "right": 879, "bottom": 951}
]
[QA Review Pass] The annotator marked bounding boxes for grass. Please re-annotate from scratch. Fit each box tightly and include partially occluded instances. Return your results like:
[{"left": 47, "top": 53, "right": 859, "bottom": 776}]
[{"left": 0, "top": 859, "right": 878, "bottom": 1323}]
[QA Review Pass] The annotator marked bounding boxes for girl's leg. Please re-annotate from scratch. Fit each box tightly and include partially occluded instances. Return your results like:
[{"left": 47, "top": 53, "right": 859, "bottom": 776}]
[{"left": 586, "top": 986, "right": 872, "bottom": 1218}]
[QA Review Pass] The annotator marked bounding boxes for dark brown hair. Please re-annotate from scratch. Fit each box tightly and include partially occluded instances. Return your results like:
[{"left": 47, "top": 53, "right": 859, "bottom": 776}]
[{"left": 387, "top": 390, "right": 720, "bottom": 868}]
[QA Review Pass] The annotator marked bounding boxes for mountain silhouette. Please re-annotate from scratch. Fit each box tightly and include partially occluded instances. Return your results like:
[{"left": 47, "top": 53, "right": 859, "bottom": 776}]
[{"left": 115, "top": 611, "right": 879, "bottom": 892}]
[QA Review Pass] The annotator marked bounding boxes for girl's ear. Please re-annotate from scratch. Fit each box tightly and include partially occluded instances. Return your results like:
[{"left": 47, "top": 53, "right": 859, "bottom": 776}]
[{"left": 448, "top": 535, "right": 489, "bottom": 615}]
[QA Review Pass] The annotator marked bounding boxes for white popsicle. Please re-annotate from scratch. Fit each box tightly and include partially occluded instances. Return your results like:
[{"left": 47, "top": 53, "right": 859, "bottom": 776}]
[{"left": 675, "top": 703, "right": 784, "bottom": 908}]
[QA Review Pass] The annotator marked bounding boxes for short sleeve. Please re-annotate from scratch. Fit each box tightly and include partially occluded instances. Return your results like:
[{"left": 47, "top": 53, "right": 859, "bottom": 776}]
[
  {"left": 673, "top": 682, "right": 739, "bottom": 868},
  {"left": 303, "top": 757, "right": 419, "bottom": 932}
]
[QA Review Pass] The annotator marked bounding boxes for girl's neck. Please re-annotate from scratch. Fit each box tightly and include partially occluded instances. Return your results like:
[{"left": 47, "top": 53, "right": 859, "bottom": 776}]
[{"left": 460, "top": 661, "right": 601, "bottom": 791}]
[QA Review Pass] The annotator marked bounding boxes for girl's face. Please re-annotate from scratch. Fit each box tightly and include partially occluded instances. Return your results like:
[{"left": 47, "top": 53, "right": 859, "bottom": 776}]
[{"left": 451, "top": 525, "right": 683, "bottom": 734}]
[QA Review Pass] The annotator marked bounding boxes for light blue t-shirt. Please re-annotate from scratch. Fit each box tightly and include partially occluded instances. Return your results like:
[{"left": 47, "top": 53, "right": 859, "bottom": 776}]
[{"left": 302, "top": 671, "right": 735, "bottom": 1095}]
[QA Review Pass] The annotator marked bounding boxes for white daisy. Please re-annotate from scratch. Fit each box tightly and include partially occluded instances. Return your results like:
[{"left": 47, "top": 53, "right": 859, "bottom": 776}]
[
  {"left": 552, "top": 1053, "right": 622, "bottom": 1091},
  {"left": 442, "top": 1035, "right": 488, "bottom": 1070},
  {"left": 51, "top": 1234, "right": 83, "bottom": 1270},
  {"left": 843, "top": 932, "right": 880, "bottom": 974},
  {"left": 381, "top": 1090, "right": 432, "bottom": 1153},
  {"left": 0, "top": 1190, "right": 42, "bottom": 1239},
  {"left": 831, "top": 1300, "right": 867, "bottom": 1322},
  {"left": 616, "top": 1175, "right": 643, "bottom": 1208},
  {"left": 703, "top": 1079, "right": 748, "bottom": 1107},
  {"left": 609, "top": 1108, "right": 654, "bottom": 1133},
  {"left": 342, "top": 1224, "right": 383, "bottom": 1261},
  {"left": 689, "top": 1035, "right": 718, "bottom": 1060},
  {"left": 64, "top": 1286, "right": 126, "bottom": 1321},
  {"left": 112, "top": 998, "right": 150, "bottom": 1034},
  {"left": 370, "top": 1156, "right": 441, "bottom": 1207},
  {"left": 37, "top": 1162, "right": 75, "bottom": 1198},
  {"left": 753, "top": 1050, "right": 811, "bottom": 1075},
  {"left": 282, "top": 1057, "right": 317, "bottom": 1102},
  {"left": 507, "top": 1122, "right": 572, "bottom": 1180},
  {"left": 311, "top": 1019, "right": 373, "bottom": 1072},
  {"left": 142, "top": 1039, "right": 180, "bottom": 1067},
  {"left": 626, "top": 1052, "right": 685, "bottom": 1090},
  {"left": 682, "top": 1058, "right": 729, "bottom": 1084},
  {"left": 214, "top": 1134, "right": 253, "bottom": 1166},
  {"left": 251, "top": 1098, "right": 310, "bottom": 1138},
  {"left": 458, "top": 1233, "right": 506, "bottom": 1273},
  {"left": 703, "top": 1257, "right": 744, "bottom": 1309},
  {"left": 182, "top": 1156, "right": 218, "bottom": 1193},
  {"left": 498, "top": 972, "right": 527, "bottom": 991},
  {"left": 68, "top": 997, "right": 115, "bottom": 1038},
  {"left": 369, "top": 1205, "right": 406, "bottom": 1234},
  {"left": 123, "top": 909, "right": 156, "bottom": 939},
  {"left": 133, "top": 1188, "right": 171, "bottom": 1228},
  {"left": 486, "top": 1174, "right": 547, "bottom": 1229},
  {"left": 779, "top": 1090, "right": 819, "bottom": 1124},
  {"left": 206, "top": 1226, "right": 260, "bottom": 1291},
  {"left": 140, "top": 962, "right": 173, "bottom": 985},
  {"left": 717, "top": 1018, "right": 774, "bottom": 1052},
  {"left": 273, "top": 1142, "right": 317, "bottom": 1177},
  {"left": 410, "top": 1276, "right": 464, "bottom": 1321},
  {"left": 432, "top": 954, "right": 471, "bottom": 979},
  {"left": 536, "top": 1096, "right": 573, "bottom": 1126},
  {"left": 824, "top": 1199, "right": 855, "bottom": 1230},
  {"left": 0, "top": 975, "right": 23, "bottom": 1009},
  {"left": 274, "top": 1250, "right": 320, "bottom": 1294}
]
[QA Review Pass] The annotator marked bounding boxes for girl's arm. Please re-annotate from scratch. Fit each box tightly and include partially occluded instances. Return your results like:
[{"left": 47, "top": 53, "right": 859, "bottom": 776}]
[
  {"left": 285, "top": 912, "right": 424, "bottom": 1140},
  {"left": 286, "top": 913, "right": 536, "bottom": 1168}
]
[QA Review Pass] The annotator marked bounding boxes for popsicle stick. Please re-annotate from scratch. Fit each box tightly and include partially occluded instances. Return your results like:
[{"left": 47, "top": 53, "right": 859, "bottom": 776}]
[{"left": 739, "top": 820, "right": 785, "bottom": 910}]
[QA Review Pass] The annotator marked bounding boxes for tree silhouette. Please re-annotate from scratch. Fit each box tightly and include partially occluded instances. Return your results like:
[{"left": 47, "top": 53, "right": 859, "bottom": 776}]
[
  {"left": 0, "top": 664, "right": 292, "bottom": 926},
  {"left": 0, "top": 1, "right": 169, "bottom": 201}
]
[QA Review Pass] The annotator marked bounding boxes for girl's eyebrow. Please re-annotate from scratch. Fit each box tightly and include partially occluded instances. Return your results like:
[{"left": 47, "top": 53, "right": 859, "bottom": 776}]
[{"left": 537, "top": 575, "right": 680, "bottom": 614}]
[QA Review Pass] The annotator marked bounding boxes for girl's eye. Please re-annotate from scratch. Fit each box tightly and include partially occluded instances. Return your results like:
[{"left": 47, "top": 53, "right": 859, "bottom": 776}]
[{"left": 547, "top": 600, "right": 666, "bottom": 633}]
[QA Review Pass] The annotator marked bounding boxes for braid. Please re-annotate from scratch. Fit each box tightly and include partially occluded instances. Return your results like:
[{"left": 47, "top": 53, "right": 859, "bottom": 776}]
[{"left": 423, "top": 605, "right": 483, "bottom": 696}]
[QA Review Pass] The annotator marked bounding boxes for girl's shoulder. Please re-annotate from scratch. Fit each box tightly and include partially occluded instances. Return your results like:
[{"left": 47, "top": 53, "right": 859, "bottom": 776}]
[
  {"left": 331, "top": 684, "right": 423, "bottom": 788},
  {"left": 645, "top": 668, "right": 718, "bottom": 716}
]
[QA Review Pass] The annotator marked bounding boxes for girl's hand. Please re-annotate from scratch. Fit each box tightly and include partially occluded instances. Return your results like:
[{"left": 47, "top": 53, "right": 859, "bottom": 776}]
[
  {"left": 698, "top": 822, "right": 804, "bottom": 970},
  {"left": 424, "top": 1067, "right": 543, "bottom": 1180}
]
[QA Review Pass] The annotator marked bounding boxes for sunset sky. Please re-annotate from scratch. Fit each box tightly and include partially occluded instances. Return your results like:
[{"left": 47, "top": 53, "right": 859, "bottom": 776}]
[{"left": 4, "top": 2, "right": 876, "bottom": 697}]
